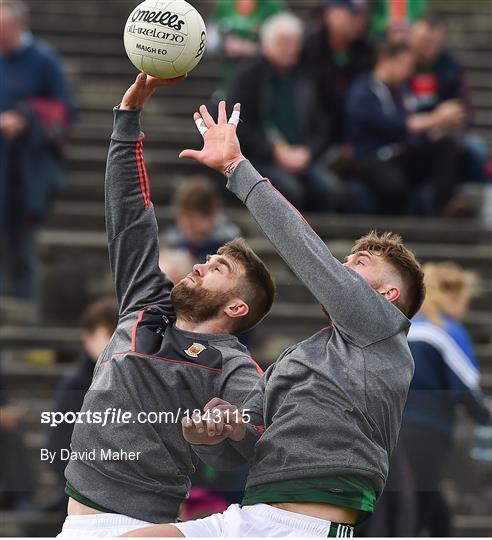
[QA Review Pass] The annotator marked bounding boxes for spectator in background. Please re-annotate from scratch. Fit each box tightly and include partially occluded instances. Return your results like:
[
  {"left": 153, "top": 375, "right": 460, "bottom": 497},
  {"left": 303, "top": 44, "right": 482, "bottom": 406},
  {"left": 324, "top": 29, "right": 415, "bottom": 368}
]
[
  {"left": 161, "top": 178, "right": 240, "bottom": 264},
  {"left": 409, "top": 14, "right": 490, "bottom": 185},
  {"left": 228, "top": 13, "right": 341, "bottom": 211},
  {"left": 0, "top": 0, "right": 74, "bottom": 306},
  {"left": 345, "top": 41, "right": 465, "bottom": 215},
  {"left": 0, "top": 367, "right": 36, "bottom": 510},
  {"left": 46, "top": 298, "right": 118, "bottom": 510},
  {"left": 208, "top": 0, "right": 285, "bottom": 100},
  {"left": 371, "top": 0, "right": 427, "bottom": 41},
  {"left": 161, "top": 180, "right": 254, "bottom": 350},
  {"left": 158, "top": 248, "right": 193, "bottom": 285},
  {"left": 303, "top": 0, "right": 374, "bottom": 143},
  {"left": 402, "top": 262, "right": 491, "bottom": 536}
]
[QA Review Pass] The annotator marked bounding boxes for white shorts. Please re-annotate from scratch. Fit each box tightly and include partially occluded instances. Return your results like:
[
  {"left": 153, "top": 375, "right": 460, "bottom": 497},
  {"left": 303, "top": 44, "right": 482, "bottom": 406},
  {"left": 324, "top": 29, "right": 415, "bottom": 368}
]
[
  {"left": 56, "top": 513, "right": 153, "bottom": 537},
  {"left": 174, "top": 503, "right": 354, "bottom": 537}
]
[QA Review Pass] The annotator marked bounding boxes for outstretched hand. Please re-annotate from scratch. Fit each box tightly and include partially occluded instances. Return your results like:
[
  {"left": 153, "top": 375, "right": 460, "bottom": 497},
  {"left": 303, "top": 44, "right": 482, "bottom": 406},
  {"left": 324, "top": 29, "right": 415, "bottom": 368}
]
[
  {"left": 120, "top": 72, "right": 186, "bottom": 111},
  {"left": 179, "top": 101, "right": 246, "bottom": 177}
]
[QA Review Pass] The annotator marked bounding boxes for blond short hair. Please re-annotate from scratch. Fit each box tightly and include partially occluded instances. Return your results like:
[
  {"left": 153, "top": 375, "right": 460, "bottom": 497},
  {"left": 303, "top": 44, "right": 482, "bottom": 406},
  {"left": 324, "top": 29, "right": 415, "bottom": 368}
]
[{"left": 420, "top": 262, "right": 477, "bottom": 325}]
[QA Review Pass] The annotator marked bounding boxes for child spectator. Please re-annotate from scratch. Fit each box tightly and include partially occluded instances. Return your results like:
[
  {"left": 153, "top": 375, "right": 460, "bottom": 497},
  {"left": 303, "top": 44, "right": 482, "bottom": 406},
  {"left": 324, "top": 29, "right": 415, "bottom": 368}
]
[
  {"left": 46, "top": 298, "right": 118, "bottom": 510},
  {"left": 161, "top": 178, "right": 240, "bottom": 263}
]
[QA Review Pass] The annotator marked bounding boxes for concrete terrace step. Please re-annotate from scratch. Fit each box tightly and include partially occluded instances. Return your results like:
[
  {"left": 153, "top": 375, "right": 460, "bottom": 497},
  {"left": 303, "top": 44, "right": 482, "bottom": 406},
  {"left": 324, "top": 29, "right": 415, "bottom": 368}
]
[
  {"left": 1, "top": 325, "right": 491, "bottom": 368},
  {"left": 2, "top": 297, "right": 491, "bottom": 355},
  {"left": 46, "top": 205, "right": 492, "bottom": 244},
  {"left": 65, "top": 144, "right": 201, "bottom": 174},
  {"left": 38, "top": 228, "right": 492, "bottom": 269},
  {"left": 65, "top": 56, "right": 219, "bottom": 85}
]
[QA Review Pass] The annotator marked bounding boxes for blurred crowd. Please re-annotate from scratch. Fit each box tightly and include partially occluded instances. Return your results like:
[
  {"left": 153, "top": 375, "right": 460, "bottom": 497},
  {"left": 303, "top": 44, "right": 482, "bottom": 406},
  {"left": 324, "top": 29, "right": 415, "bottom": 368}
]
[
  {"left": 0, "top": 0, "right": 491, "bottom": 537},
  {"left": 1, "top": 0, "right": 492, "bottom": 306},
  {"left": 208, "top": 0, "right": 491, "bottom": 217}
]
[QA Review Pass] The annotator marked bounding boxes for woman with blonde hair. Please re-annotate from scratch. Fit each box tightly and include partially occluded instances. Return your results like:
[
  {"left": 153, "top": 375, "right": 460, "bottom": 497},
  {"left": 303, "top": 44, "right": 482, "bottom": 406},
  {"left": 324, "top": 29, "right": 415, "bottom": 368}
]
[{"left": 401, "top": 262, "right": 491, "bottom": 536}]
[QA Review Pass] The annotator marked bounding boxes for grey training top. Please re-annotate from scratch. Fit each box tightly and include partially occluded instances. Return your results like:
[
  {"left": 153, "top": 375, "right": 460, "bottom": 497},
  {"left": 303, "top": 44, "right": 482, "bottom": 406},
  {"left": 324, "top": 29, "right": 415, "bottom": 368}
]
[
  {"left": 197, "top": 160, "right": 414, "bottom": 497},
  {"left": 64, "top": 110, "right": 262, "bottom": 523}
]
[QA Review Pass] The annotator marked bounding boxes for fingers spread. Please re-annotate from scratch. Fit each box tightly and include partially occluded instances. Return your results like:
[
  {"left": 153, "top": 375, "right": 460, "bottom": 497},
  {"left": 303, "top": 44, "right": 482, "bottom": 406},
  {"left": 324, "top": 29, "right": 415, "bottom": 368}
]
[
  {"left": 199, "top": 104, "right": 215, "bottom": 128},
  {"left": 194, "top": 112, "right": 208, "bottom": 136},
  {"left": 179, "top": 149, "right": 202, "bottom": 160},
  {"left": 228, "top": 103, "right": 241, "bottom": 127},
  {"left": 217, "top": 101, "right": 227, "bottom": 124}
]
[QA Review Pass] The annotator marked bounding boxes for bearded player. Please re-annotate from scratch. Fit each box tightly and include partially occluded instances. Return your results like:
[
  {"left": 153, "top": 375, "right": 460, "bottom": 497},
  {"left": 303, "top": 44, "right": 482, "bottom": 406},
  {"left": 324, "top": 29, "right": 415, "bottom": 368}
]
[
  {"left": 124, "top": 101, "right": 426, "bottom": 537},
  {"left": 56, "top": 75, "right": 275, "bottom": 537}
]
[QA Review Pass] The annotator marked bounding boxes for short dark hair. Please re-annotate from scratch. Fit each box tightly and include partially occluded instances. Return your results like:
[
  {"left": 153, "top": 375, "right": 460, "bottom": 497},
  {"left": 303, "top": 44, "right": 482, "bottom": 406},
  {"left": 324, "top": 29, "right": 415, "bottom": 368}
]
[
  {"left": 217, "top": 238, "right": 275, "bottom": 333},
  {"left": 174, "top": 178, "right": 221, "bottom": 217},
  {"left": 377, "top": 40, "right": 411, "bottom": 61},
  {"left": 80, "top": 297, "right": 118, "bottom": 335},
  {"left": 351, "top": 231, "right": 425, "bottom": 319}
]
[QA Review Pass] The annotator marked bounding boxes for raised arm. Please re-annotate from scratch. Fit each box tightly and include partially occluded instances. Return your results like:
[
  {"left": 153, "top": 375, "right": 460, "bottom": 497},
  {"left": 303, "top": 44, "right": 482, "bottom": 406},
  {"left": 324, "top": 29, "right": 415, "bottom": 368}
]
[
  {"left": 179, "top": 102, "right": 408, "bottom": 346},
  {"left": 106, "top": 73, "right": 184, "bottom": 317}
]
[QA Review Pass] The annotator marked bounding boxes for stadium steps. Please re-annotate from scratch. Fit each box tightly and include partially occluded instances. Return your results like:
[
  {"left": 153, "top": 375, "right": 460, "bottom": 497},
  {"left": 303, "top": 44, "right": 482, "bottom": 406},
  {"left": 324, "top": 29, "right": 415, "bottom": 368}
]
[
  {"left": 1, "top": 320, "right": 491, "bottom": 379},
  {"left": 38, "top": 227, "right": 492, "bottom": 271},
  {"left": 45, "top": 201, "right": 492, "bottom": 243}
]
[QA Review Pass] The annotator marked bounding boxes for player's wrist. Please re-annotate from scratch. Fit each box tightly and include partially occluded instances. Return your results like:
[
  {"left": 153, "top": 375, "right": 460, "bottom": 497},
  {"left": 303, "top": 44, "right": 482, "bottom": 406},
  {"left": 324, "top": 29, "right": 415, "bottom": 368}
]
[
  {"left": 228, "top": 424, "right": 246, "bottom": 442},
  {"left": 224, "top": 156, "right": 246, "bottom": 178}
]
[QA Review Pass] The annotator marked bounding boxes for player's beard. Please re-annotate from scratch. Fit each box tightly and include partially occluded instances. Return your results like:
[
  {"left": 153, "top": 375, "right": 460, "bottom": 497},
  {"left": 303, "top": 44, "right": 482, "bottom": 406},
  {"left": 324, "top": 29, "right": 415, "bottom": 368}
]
[{"left": 171, "top": 280, "right": 234, "bottom": 324}]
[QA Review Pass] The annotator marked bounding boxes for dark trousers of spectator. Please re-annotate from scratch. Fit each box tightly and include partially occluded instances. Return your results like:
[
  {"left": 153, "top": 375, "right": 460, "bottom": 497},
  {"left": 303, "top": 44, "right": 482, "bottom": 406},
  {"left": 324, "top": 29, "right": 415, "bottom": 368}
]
[
  {"left": 0, "top": 164, "right": 39, "bottom": 300},
  {"left": 0, "top": 221, "right": 39, "bottom": 300},
  {"left": 0, "top": 426, "right": 37, "bottom": 509},
  {"left": 355, "top": 137, "right": 461, "bottom": 215},
  {"left": 400, "top": 423, "right": 453, "bottom": 537},
  {"left": 253, "top": 159, "right": 342, "bottom": 212}
]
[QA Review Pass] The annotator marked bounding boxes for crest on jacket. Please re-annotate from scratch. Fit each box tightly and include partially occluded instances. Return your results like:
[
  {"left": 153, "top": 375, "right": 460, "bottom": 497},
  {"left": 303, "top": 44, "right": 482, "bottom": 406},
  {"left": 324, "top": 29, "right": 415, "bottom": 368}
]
[{"left": 184, "top": 343, "right": 207, "bottom": 358}]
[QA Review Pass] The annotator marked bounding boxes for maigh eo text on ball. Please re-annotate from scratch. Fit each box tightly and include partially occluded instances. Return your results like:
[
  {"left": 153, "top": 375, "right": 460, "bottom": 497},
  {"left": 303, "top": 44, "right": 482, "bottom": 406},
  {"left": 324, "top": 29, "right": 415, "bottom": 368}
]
[
  {"left": 131, "top": 8, "right": 185, "bottom": 31},
  {"left": 126, "top": 24, "right": 185, "bottom": 43}
]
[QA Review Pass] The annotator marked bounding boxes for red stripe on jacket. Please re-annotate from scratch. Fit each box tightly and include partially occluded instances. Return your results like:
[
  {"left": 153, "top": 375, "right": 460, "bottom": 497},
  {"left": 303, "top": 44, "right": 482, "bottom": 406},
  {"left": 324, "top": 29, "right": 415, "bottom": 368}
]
[
  {"left": 131, "top": 309, "right": 148, "bottom": 352},
  {"left": 135, "top": 136, "right": 150, "bottom": 209},
  {"left": 251, "top": 359, "right": 264, "bottom": 376}
]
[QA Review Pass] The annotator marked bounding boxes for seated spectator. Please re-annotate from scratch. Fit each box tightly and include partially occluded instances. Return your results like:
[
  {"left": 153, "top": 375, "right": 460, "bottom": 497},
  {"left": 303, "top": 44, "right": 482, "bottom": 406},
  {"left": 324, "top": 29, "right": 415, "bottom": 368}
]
[
  {"left": 0, "top": 366, "right": 36, "bottom": 510},
  {"left": 402, "top": 262, "right": 491, "bottom": 536},
  {"left": 228, "top": 13, "right": 341, "bottom": 211},
  {"left": 409, "top": 14, "right": 490, "bottom": 185},
  {"left": 303, "top": 0, "right": 374, "bottom": 143},
  {"left": 371, "top": 0, "right": 427, "bottom": 42},
  {"left": 161, "top": 178, "right": 240, "bottom": 263},
  {"left": 46, "top": 298, "right": 118, "bottom": 511},
  {"left": 208, "top": 0, "right": 285, "bottom": 100},
  {"left": 345, "top": 41, "right": 465, "bottom": 215},
  {"left": 0, "top": 0, "right": 74, "bottom": 305}
]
